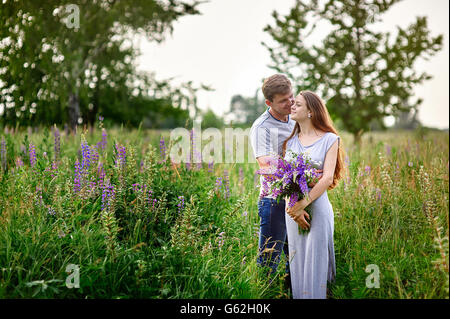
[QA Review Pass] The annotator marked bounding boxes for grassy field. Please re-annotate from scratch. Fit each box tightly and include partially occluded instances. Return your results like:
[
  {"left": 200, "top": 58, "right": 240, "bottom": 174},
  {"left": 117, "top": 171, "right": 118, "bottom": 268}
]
[{"left": 0, "top": 124, "right": 448, "bottom": 298}]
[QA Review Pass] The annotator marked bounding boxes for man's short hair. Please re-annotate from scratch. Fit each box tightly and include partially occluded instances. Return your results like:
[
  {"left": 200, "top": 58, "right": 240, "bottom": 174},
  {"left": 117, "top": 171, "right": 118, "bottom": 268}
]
[{"left": 262, "top": 74, "right": 292, "bottom": 102}]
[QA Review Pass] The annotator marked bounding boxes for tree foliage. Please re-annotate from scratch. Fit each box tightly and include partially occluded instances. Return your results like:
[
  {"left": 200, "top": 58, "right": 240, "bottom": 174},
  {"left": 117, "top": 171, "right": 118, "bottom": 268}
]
[
  {"left": 263, "top": 0, "right": 443, "bottom": 143},
  {"left": 0, "top": 0, "right": 207, "bottom": 130},
  {"left": 226, "top": 89, "right": 266, "bottom": 125}
]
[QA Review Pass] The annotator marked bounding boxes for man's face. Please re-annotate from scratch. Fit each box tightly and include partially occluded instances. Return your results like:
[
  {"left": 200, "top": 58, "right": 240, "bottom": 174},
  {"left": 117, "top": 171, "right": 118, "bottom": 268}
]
[{"left": 267, "top": 91, "right": 294, "bottom": 116}]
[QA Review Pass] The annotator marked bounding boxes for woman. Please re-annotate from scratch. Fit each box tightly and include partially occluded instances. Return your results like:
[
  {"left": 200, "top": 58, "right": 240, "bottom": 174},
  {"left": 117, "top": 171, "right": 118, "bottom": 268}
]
[{"left": 282, "top": 90, "right": 344, "bottom": 299}]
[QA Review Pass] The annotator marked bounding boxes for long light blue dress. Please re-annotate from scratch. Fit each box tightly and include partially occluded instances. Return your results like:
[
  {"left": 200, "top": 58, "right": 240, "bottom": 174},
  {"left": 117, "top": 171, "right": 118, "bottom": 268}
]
[{"left": 284, "top": 132, "right": 339, "bottom": 299}]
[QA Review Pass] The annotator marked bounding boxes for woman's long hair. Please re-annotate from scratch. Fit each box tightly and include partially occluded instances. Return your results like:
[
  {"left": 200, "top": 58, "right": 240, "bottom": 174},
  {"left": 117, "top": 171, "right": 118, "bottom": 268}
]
[{"left": 282, "top": 90, "right": 345, "bottom": 189}]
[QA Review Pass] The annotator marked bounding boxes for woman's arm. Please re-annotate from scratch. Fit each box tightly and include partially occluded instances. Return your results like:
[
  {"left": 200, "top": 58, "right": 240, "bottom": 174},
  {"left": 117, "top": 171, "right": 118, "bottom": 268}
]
[{"left": 287, "top": 139, "right": 339, "bottom": 215}]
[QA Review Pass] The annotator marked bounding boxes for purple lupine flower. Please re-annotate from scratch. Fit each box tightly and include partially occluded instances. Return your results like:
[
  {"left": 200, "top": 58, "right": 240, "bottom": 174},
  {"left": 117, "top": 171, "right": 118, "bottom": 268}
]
[
  {"left": 73, "top": 159, "right": 82, "bottom": 193},
  {"left": 101, "top": 179, "right": 115, "bottom": 211},
  {"left": 344, "top": 155, "right": 350, "bottom": 167},
  {"left": 208, "top": 161, "right": 214, "bottom": 173},
  {"left": 239, "top": 167, "right": 244, "bottom": 183},
  {"left": 376, "top": 188, "right": 382, "bottom": 204},
  {"left": 1, "top": 136, "right": 6, "bottom": 171},
  {"left": 215, "top": 177, "right": 223, "bottom": 193},
  {"left": 218, "top": 231, "right": 225, "bottom": 250},
  {"left": 159, "top": 136, "right": 166, "bottom": 161},
  {"left": 54, "top": 126, "right": 60, "bottom": 161},
  {"left": 189, "top": 129, "right": 194, "bottom": 168},
  {"left": 97, "top": 162, "right": 105, "bottom": 190},
  {"left": 147, "top": 189, "right": 157, "bottom": 209},
  {"left": 81, "top": 142, "right": 92, "bottom": 173},
  {"left": 48, "top": 206, "right": 56, "bottom": 216},
  {"left": 50, "top": 161, "right": 58, "bottom": 178},
  {"left": 223, "top": 169, "right": 230, "bottom": 199},
  {"left": 35, "top": 186, "right": 43, "bottom": 206},
  {"left": 115, "top": 143, "right": 126, "bottom": 168},
  {"left": 98, "top": 128, "right": 107, "bottom": 151},
  {"left": 29, "top": 143, "right": 37, "bottom": 167},
  {"left": 140, "top": 159, "right": 144, "bottom": 173},
  {"left": 177, "top": 196, "right": 185, "bottom": 214},
  {"left": 385, "top": 144, "right": 391, "bottom": 156},
  {"left": 91, "top": 148, "right": 99, "bottom": 167},
  {"left": 16, "top": 157, "right": 24, "bottom": 168},
  {"left": 99, "top": 116, "right": 104, "bottom": 122}
]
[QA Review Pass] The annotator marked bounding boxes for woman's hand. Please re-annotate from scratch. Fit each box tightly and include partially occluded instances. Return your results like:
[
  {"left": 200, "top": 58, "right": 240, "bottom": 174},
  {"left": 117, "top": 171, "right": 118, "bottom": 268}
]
[
  {"left": 287, "top": 208, "right": 310, "bottom": 230},
  {"left": 287, "top": 198, "right": 309, "bottom": 213}
]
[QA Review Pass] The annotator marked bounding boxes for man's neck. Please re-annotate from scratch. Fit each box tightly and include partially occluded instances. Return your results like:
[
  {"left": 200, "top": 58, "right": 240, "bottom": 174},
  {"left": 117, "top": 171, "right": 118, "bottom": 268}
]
[{"left": 268, "top": 108, "right": 289, "bottom": 122}]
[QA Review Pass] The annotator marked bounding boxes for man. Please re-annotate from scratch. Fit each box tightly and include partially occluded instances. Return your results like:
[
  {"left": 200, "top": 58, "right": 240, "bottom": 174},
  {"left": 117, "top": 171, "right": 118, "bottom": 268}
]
[
  {"left": 250, "top": 74, "right": 296, "bottom": 281},
  {"left": 250, "top": 74, "right": 323, "bottom": 291}
]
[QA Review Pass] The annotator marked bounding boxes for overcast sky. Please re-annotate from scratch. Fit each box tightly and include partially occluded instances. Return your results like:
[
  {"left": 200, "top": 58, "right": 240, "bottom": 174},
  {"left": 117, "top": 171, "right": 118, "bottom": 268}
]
[{"left": 137, "top": 0, "right": 449, "bottom": 129}]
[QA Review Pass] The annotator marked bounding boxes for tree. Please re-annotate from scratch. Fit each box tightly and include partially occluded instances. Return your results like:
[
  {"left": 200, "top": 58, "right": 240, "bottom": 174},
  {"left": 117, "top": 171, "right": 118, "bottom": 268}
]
[
  {"left": 0, "top": 0, "right": 204, "bottom": 130},
  {"left": 263, "top": 0, "right": 443, "bottom": 144},
  {"left": 226, "top": 88, "right": 266, "bottom": 125},
  {"left": 201, "top": 108, "right": 224, "bottom": 129}
]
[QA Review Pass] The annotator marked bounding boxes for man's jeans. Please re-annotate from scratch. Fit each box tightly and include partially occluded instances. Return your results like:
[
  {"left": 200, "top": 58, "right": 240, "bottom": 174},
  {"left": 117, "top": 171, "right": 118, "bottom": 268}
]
[{"left": 257, "top": 197, "right": 289, "bottom": 275}]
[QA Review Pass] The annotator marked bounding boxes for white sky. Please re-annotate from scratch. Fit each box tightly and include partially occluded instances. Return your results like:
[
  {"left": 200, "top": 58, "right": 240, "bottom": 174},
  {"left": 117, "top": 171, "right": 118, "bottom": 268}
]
[{"left": 137, "top": 0, "right": 449, "bottom": 129}]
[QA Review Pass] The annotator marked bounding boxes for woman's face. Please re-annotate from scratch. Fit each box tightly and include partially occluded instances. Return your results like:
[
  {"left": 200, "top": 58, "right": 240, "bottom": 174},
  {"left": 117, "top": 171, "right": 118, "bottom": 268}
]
[{"left": 291, "top": 94, "right": 310, "bottom": 122}]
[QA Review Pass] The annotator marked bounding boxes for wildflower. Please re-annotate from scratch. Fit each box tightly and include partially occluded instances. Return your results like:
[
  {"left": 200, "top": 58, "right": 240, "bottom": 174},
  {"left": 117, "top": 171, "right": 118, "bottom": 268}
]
[
  {"left": 375, "top": 188, "right": 382, "bottom": 204},
  {"left": 408, "top": 161, "right": 413, "bottom": 167},
  {"left": 35, "top": 186, "right": 43, "bottom": 206},
  {"left": 73, "top": 159, "right": 82, "bottom": 193},
  {"left": 54, "top": 126, "right": 60, "bottom": 161},
  {"left": 208, "top": 161, "right": 214, "bottom": 173},
  {"left": 215, "top": 177, "right": 223, "bottom": 193},
  {"left": 1, "top": 136, "right": 6, "bottom": 171},
  {"left": 29, "top": 143, "right": 37, "bottom": 167},
  {"left": 385, "top": 144, "right": 391, "bottom": 156},
  {"left": 159, "top": 136, "right": 166, "bottom": 161},
  {"left": 101, "top": 179, "right": 115, "bottom": 211},
  {"left": 16, "top": 157, "right": 24, "bottom": 168},
  {"left": 97, "top": 128, "right": 107, "bottom": 151},
  {"left": 115, "top": 143, "right": 126, "bottom": 169},
  {"left": 239, "top": 167, "right": 244, "bottom": 183},
  {"left": 81, "top": 142, "right": 92, "bottom": 173},
  {"left": 48, "top": 206, "right": 56, "bottom": 216},
  {"left": 97, "top": 162, "right": 105, "bottom": 190},
  {"left": 223, "top": 169, "right": 230, "bottom": 199},
  {"left": 218, "top": 231, "right": 225, "bottom": 250},
  {"left": 147, "top": 189, "right": 157, "bottom": 209},
  {"left": 365, "top": 165, "right": 371, "bottom": 175},
  {"left": 242, "top": 211, "right": 248, "bottom": 217},
  {"left": 177, "top": 196, "right": 185, "bottom": 214}
]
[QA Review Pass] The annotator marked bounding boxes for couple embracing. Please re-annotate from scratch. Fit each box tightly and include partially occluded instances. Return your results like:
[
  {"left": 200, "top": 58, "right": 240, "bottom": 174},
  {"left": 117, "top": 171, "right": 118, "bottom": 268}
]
[{"left": 249, "top": 74, "right": 344, "bottom": 299}]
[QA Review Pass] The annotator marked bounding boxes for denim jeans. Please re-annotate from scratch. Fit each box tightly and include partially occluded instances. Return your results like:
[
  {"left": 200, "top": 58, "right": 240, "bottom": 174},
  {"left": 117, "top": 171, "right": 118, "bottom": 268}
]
[{"left": 257, "top": 197, "right": 289, "bottom": 275}]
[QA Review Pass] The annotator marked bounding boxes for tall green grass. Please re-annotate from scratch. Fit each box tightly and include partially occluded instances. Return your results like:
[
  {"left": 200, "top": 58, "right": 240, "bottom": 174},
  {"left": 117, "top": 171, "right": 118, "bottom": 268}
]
[{"left": 0, "top": 126, "right": 448, "bottom": 298}]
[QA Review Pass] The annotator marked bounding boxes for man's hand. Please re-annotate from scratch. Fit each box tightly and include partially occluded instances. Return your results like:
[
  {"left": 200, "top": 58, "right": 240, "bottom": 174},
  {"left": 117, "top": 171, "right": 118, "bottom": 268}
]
[{"left": 307, "top": 169, "right": 323, "bottom": 187}]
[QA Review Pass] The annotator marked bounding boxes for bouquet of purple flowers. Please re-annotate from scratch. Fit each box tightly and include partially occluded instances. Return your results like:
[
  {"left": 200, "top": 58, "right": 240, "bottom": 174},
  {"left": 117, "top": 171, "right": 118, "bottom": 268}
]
[{"left": 258, "top": 150, "right": 322, "bottom": 234}]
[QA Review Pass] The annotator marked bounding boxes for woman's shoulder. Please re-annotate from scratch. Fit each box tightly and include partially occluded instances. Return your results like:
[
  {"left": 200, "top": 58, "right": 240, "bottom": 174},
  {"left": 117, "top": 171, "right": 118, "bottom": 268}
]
[
  {"left": 323, "top": 132, "right": 340, "bottom": 150},
  {"left": 324, "top": 131, "right": 339, "bottom": 139}
]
